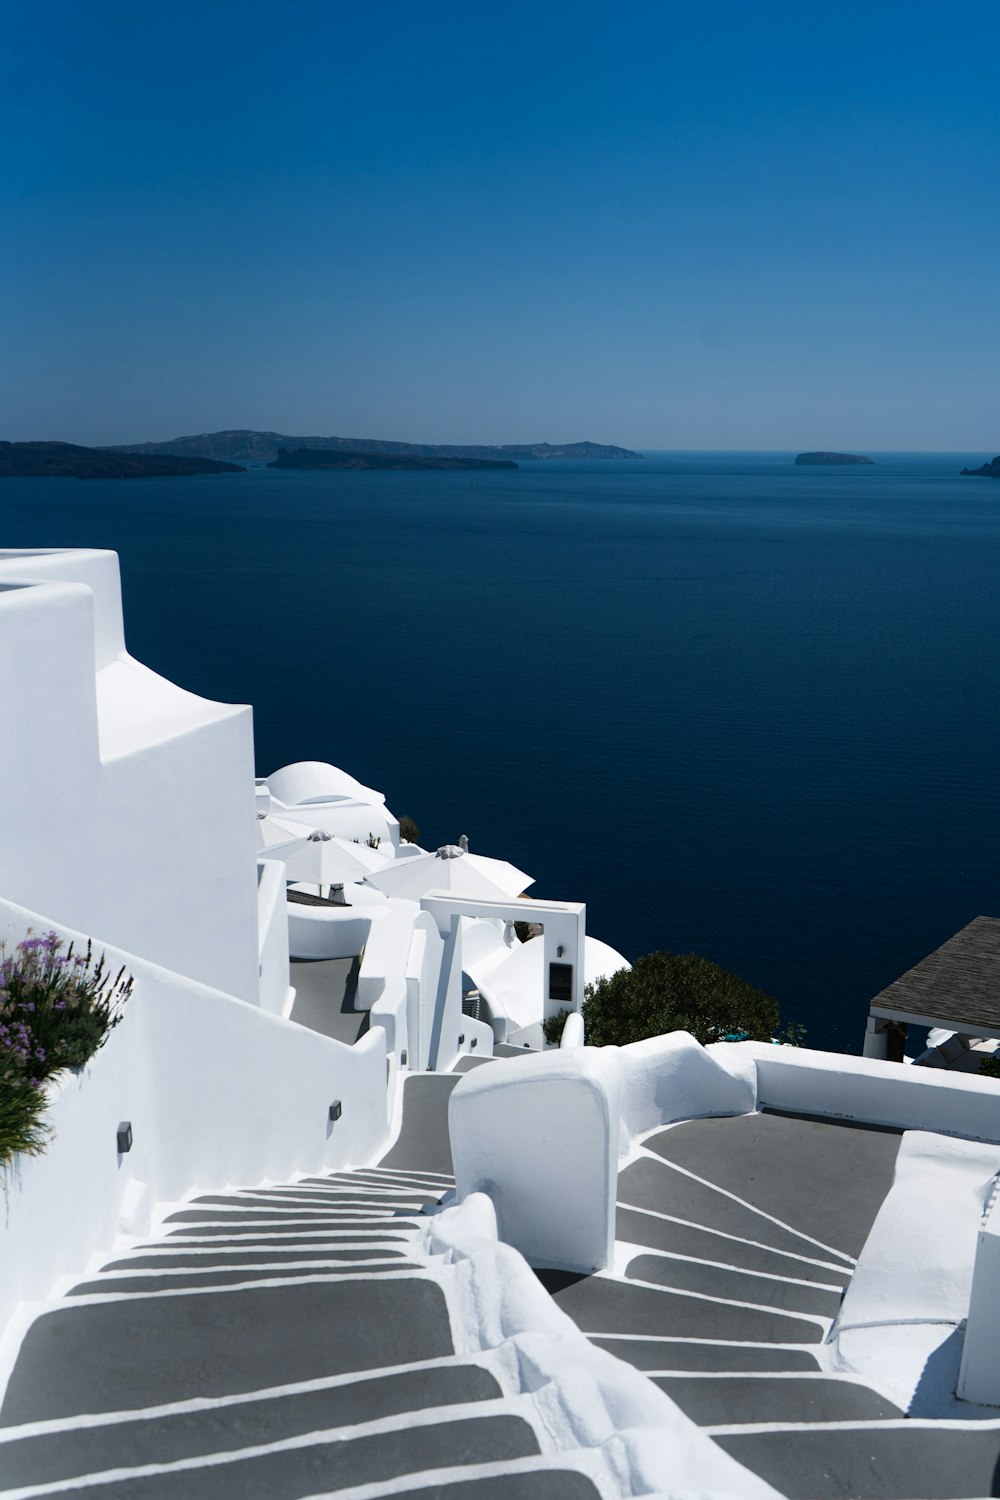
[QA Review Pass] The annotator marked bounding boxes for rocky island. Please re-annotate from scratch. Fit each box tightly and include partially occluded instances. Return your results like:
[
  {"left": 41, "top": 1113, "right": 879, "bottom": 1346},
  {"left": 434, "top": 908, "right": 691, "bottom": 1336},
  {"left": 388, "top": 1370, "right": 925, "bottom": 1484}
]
[
  {"left": 960, "top": 456, "right": 1000, "bottom": 478},
  {"left": 0, "top": 441, "right": 245, "bottom": 479},
  {"left": 267, "top": 447, "right": 518, "bottom": 472},
  {"left": 795, "top": 451, "right": 874, "bottom": 466},
  {"left": 110, "top": 430, "right": 642, "bottom": 465}
]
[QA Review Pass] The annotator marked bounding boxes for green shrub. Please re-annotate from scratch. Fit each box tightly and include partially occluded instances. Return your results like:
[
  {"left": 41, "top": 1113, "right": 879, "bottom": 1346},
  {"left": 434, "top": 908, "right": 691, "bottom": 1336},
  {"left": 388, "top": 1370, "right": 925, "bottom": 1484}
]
[
  {"left": 544, "top": 951, "right": 781, "bottom": 1050},
  {"left": 398, "top": 815, "right": 421, "bottom": 845},
  {"left": 977, "top": 1054, "right": 1000, "bottom": 1080},
  {"left": 0, "top": 930, "right": 133, "bottom": 1168}
]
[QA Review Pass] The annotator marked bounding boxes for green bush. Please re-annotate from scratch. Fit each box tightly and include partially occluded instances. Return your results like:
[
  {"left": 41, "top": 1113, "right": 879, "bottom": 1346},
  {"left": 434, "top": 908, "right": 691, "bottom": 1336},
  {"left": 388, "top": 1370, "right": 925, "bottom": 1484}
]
[
  {"left": 543, "top": 950, "right": 781, "bottom": 1049},
  {"left": 398, "top": 815, "right": 421, "bottom": 845},
  {"left": 0, "top": 930, "right": 133, "bottom": 1168},
  {"left": 977, "top": 1054, "right": 1000, "bottom": 1080}
]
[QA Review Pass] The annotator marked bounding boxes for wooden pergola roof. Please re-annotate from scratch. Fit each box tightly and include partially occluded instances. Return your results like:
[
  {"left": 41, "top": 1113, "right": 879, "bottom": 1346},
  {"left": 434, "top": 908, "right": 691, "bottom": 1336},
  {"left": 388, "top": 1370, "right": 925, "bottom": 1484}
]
[{"left": 869, "top": 915, "right": 1000, "bottom": 1035}]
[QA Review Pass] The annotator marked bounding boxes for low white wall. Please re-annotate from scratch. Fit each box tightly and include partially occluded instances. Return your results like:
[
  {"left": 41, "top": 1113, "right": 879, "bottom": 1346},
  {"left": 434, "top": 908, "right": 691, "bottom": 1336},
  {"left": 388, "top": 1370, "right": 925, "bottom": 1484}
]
[
  {"left": 744, "top": 1042, "right": 1000, "bottom": 1143},
  {"left": 959, "top": 1183, "right": 1000, "bottom": 1404},
  {"left": 0, "top": 899, "right": 391, "bottom": 1343},
  {"left": 256, "top": 858, "right": 291, "bottom": 1014},
  {"left": 287, "top": 898, "right": 379, "bottom": 960},
  {"left": 426, "top": 1194, "right": 782, "bottom": 1499},
  {"left": 620, "top": 1033, "right": 757, "bottom": 1137},
  {"left": 450, "top": 1049, "right": 622, "bottom": 1273}
]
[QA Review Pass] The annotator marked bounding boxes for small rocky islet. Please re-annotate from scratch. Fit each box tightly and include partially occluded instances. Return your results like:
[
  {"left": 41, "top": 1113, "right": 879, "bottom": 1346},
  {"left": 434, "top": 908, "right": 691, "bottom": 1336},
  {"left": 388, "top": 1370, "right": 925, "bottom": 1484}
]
[{"left": 794, "top": 452, "right": 874, "bottom": 466}]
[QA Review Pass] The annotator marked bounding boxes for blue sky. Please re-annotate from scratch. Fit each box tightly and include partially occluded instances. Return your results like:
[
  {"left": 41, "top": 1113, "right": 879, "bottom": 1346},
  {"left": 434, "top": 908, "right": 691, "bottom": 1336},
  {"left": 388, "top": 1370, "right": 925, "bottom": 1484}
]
[{"left": 2, "top": 0, "right": 998, "bottom": 448}]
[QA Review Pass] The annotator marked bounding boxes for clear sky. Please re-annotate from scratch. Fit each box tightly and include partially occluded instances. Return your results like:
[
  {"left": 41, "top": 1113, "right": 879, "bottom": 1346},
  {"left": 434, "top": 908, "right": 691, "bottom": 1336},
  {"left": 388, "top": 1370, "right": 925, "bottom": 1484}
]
[{"left": 2, "top": 0, "right": 998, "bottom": 449}]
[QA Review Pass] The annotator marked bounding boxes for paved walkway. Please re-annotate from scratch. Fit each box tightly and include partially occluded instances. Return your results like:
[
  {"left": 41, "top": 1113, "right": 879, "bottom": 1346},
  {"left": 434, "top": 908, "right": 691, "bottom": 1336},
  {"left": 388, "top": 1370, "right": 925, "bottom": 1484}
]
[
  {"left": 289, "top": 957, "right": 368, "bottom": 1046},
  {"left": 0, "top": 1076, "right": 599, "bottom": 1500}
]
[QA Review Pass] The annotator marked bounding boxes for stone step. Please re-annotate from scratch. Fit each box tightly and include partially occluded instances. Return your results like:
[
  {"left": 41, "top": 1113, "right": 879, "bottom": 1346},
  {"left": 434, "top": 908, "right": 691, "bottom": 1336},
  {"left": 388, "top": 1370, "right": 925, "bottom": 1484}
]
[
  {"left": 618, "top": 1156, "right": 847, "bottom": 1262},
  {"left": 625, "top": 1252, "right": 843, "bottom": 1318},
  {"left": 588, "top": 1336, "right": 821, "bottom": 1373},
  {"left": 162, "top": 1218, "right": 419, "bottom": 1242},
  {"left": 13, "top": 1412, "right": 541, "bottom": 1500},
  {"left": 615, "top": 1206, "right": 852, "bottom": 1285},
  {"left": 102, "top": 1246, "right": 413, "bottom": 1270},
  {"left": 654, "top": 1373, "right": 903, "bottom": 1427},
  {"left": 163, "top": 1220, "right": 422, "bottom": 1238},
  {"left": 189, "top": 1191, "right": 440, "bottom": 1209},
  {"left": 534, "top": 1269, "right": 824, "bottom": 1344},
  {"left": 715, "top": 1422, "right": 1000, "bottom": 1500},
  {"left": 643, "top": 1112, "right": 900, "bottom": 1261},
  {"left": 69, "top": 1263, "right": 421, "bottom": 1296},
  {"left": 0, "top": 1279, "right": 455, "bottom": 1423},
  {"left": 378, "top": 1473, "right": 599, "bottom": 1500},
  {"left": 0, "top": 1363, "right": 503, "bottom": 1491},
  {"left": 164, "top": 1207, "right": 411, "bottom": 1224}
]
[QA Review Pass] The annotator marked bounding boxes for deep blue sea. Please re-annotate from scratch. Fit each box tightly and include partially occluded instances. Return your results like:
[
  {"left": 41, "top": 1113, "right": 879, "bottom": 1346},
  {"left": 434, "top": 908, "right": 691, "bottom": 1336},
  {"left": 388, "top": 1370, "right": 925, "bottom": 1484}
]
[{"left": 3, "top": 450, "right": 998, "bottom": 1052}]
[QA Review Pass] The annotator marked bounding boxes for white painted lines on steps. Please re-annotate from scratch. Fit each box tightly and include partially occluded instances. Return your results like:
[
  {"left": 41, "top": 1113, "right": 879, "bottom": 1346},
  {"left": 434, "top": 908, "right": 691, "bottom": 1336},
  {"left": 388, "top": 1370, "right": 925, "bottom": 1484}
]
[{"left": 630, "top": 1149, "right": 857, "bottom": 1266}]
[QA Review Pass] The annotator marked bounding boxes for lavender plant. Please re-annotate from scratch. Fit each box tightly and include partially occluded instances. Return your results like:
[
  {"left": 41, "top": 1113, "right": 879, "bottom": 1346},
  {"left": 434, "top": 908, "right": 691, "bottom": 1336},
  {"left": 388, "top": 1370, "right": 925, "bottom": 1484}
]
[{"left": 0, "top": 930, "right": 133, "bottom": 1167}]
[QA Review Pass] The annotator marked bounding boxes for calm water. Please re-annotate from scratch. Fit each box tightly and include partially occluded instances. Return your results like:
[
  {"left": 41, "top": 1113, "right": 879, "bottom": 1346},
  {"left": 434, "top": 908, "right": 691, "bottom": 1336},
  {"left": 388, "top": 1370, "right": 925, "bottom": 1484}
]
[{"left": 3, "top": 451, "right": 998, "bottom": 1052}]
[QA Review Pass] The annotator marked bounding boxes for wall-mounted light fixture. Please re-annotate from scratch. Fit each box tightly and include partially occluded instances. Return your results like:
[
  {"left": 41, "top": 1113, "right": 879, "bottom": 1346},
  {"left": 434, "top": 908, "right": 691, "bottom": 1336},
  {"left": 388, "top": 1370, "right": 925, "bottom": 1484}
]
[
  {"left": 117, "top": 1121, "right": 133, "bottom": 1154},
  {"left": 400, "top": 1049, "right": 408, "bottom": 1067},
  {"left": 556, "top": 945, "right": 564, "bottom": 957},
  {"left": 328, "top": 1100, "right": 342, "bottom": 1123},
  {"left": 458, "top": 1034, "right": 465, "bottom": 1046},
  {"left": 470, "top": 1037, "right": 478, "bottom": 1050}
]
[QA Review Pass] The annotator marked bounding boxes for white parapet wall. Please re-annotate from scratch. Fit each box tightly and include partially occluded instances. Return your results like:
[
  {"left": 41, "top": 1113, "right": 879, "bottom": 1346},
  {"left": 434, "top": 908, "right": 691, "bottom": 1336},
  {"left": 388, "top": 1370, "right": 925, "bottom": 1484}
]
[
  {"left": 958, "top": 1178, "right": 1000, "bottom": 1405},
  {"left": 0, "top": 898, "right": 392, "bottom": 1344},
  {"left": 0, "top": 550, "right": 260, "bottom": 1003},
  {"left": 742, "top": 1040, "right": 1000, "bottom": 1142}
]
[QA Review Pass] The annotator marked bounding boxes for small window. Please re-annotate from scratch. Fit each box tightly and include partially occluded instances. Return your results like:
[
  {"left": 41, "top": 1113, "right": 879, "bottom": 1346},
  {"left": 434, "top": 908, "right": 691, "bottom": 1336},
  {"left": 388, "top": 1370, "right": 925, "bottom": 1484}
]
[{"left": 549, "top": 962, "right": 573, "bottom": 1004}]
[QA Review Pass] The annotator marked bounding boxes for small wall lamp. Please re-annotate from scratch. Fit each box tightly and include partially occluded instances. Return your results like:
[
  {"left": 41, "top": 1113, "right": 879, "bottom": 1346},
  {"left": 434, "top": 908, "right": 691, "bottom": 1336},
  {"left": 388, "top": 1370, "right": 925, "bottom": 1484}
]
[
  {"left": 328, "top": 1100, "right": 342, "bottom": 1123},
  {"left": 556, "top": 945, "right": 564, "bottom": 957},
  {"left": 117, "top": 1121, "right": 133, "bottom": 1154}
]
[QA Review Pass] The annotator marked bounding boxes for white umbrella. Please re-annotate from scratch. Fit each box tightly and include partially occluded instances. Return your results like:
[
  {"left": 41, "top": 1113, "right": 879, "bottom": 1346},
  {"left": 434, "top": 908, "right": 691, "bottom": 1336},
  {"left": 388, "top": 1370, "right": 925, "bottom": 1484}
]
[
  {"left": 365, "top": 845, "right": 528, "bottom": 902},
  {"left": 256, "top": 812, "right": 312, "bottom": 853},
  {"left": 281, "top": 829, "right": 374, "bottom": 894}
]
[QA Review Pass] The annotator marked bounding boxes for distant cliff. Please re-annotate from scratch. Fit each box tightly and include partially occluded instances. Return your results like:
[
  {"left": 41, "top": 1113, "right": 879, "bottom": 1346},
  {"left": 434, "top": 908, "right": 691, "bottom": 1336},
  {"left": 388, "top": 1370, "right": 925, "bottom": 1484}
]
[
  {"left": 110, "top": 429, "right": 643, "bottom": 465},
  {"left": 960, "top": 456, "right": 1000, "bottom": 478},
  {"left": 268, "top": 447, "right": 518, "bottom": 472},
  {"left": 794, "top": 452, "right": 874, "bottom": 466},
  {"left": 0, "top": 441, "right": 245, "bottom": 479}
]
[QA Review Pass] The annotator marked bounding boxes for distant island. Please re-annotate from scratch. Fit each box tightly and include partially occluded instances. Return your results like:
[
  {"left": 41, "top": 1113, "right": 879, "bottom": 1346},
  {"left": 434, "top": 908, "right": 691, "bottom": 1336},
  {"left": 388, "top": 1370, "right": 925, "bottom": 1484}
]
[
  {"left": 960, "top": 456, "right": 1000, "bottom": 478},
  {"left": 268, "top": 447, "right": 518, "bottom": 472},
  {"left": 108, "top": 429, "right": 643, "bottom": 465},
  {"left": 794, "top": 452, "right": 874, "bottom": 466},
  {"left": 0, "top": 441, "right": 245, "bottom": 480}
]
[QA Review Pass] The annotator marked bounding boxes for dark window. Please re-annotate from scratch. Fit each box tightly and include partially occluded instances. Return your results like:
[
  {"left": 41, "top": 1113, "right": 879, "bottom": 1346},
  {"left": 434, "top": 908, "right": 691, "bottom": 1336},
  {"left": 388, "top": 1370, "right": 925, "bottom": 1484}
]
[{"left": 549, "top": 962, "right": 573, "bottom": 1004}]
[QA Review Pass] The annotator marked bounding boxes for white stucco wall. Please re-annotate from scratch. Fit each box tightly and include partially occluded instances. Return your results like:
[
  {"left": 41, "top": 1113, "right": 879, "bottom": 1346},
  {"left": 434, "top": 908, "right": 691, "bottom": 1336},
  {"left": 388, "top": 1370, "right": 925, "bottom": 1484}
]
[
  {"left": 450, "top": 1048, "right": 623, "bottom": 1272},
  {"left": 0, "top": 899, "right": 391, "bottom": 1345},
  {"left": 0, "top": 551, "right": 260, "bottom": 1002}
]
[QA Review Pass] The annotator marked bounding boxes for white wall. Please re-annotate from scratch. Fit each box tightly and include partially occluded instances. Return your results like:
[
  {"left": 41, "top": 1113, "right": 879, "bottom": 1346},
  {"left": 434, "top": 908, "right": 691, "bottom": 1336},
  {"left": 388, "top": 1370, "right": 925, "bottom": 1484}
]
[
  {"left": 256, "top": 858, "right": 291, "bottom": 1015},
  {"left": 450, "top": 1048, "right": 622, "bottom": 1273},
  {"left": 0, "top": 551, "right": 260, "bottom": 1002},
  {"left": 0, "top": 899, "right": 392, "bottom": 1344},
  {"left": 744, "top": 1042, "right": 1000, "bottom": 1143}
]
